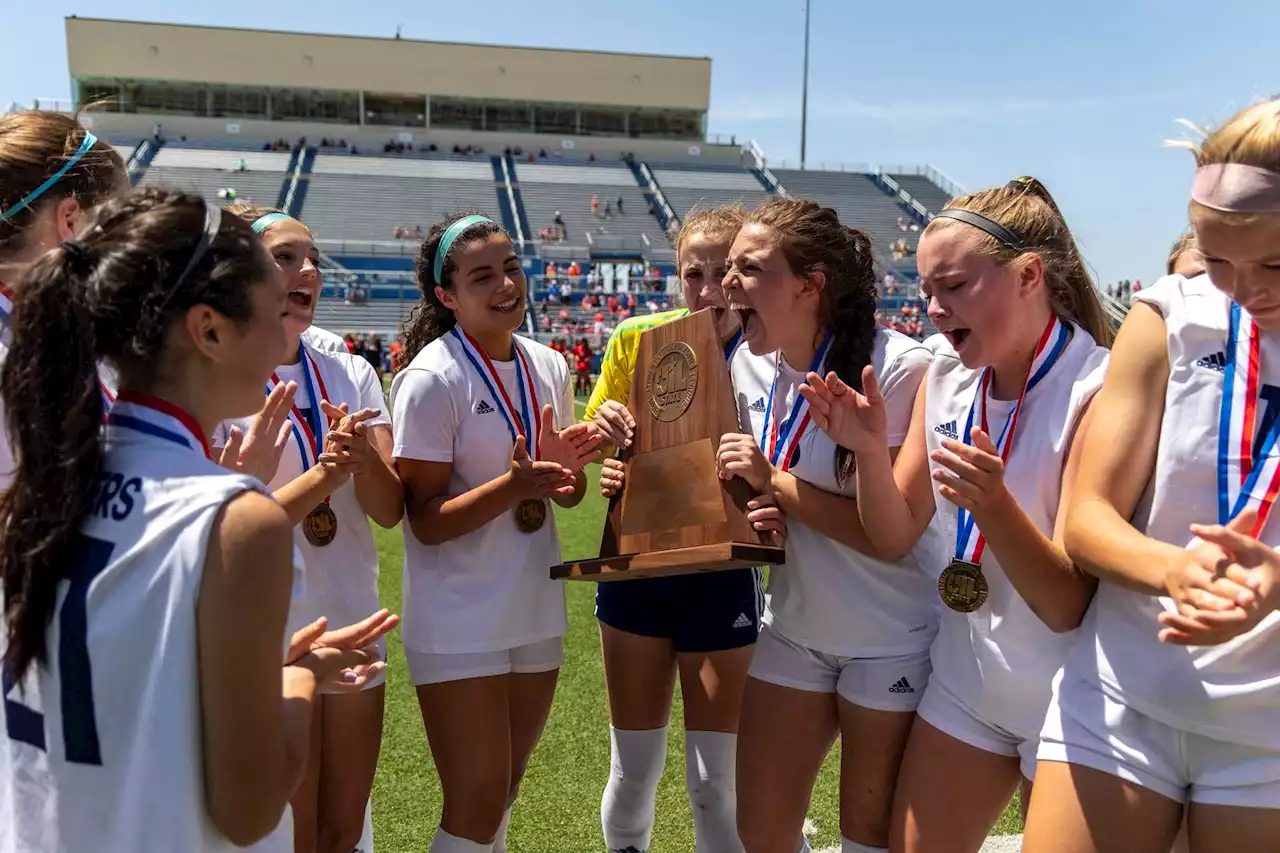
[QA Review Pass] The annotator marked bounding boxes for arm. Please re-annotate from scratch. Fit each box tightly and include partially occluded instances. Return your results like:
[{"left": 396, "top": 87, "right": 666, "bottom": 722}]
[
  {"left": 956, "top": 398, "right": 1099, "bottom": 632},
  {"left": 1064, "top": 302, "right": 1179, "bottom": 593},
  {"left": 352, "top": 424, "right": 403, "bottom": 527},
  {"left": 196, "top": 491, "right": 312, "bottom": 846},
  {"left": 767, "top": 451, "right": 902, "bottom": 558},
  {"left": 272, "top": 466, "right": 349, "bottom": 526}
]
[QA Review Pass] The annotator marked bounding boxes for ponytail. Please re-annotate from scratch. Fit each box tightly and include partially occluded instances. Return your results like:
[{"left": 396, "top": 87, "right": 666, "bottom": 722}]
[
  {"left": 401, "top": 210, "right": 504, "bottom": 363},
  {"left": 0, "top": 186, "right": 270, "bottom": 682}
]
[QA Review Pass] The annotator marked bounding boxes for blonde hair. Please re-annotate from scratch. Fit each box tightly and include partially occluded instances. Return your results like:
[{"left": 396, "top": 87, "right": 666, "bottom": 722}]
[
  {"left": 1167, "top": 229, "right": 1200, "bottom": 275},
  {"left": 923, "top": 176, "right": 1114, "bottom": 347},
  {"left": 672, "top": 204, "right": 745, "bottom": 268},
  {"left": 1190, "top": 98, "right": 1280, "bottom": 171}
]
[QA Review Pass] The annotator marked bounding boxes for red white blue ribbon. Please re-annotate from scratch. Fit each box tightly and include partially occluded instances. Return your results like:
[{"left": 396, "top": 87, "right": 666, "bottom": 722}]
[
  {"left": 451, "top": 328, "right": 542, "bottom": 459},
  {"left": 266, "top": 341, "right": 331, "bottom": 471},
  {"left": 1217, "top": 303, "right": 1280, "bottom": 534},
  {"left": 954, "top": 315, "right": 1069, "bottom": 564},
  {"left": 759, "top": 330, "right": 834, "bottom": 472},
  {"left": 108, "top": 392, "right": 210, "bottom": 458}
]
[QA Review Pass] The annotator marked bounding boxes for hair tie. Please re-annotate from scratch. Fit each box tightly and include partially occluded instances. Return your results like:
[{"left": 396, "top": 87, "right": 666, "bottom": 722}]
[
  {"left": 1191, "top": 163, "right": 1280, "bottom": 213},
  {"left": 2, "top": 130, "right": 99, "bottom": 221},
  {"left": 60, "top": 239, "right": 93, "bottom": 271},
  {"left": 932, "top": 208, "right": 1025, "bottom": 251},
  {"left": 433, "top": 215, "right": 494, "bottom": 285},
  {"left": 251, "top": 212, "right": 295, "bottom": 233}
]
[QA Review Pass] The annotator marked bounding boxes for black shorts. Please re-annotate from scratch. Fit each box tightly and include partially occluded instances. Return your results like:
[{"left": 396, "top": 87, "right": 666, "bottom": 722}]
[{"left": 595, "top": 567, "right": 763, "bottom": 653}]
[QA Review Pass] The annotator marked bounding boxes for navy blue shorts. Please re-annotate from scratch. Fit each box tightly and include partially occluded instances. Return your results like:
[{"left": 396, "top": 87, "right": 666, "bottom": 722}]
[{"left": 595, "top": 567, "right": 763, "bottom": 653}]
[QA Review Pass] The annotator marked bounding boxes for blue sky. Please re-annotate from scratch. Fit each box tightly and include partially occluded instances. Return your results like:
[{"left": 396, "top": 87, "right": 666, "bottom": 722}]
[{"left": 4, "top": 0, "right": 1277, "bottom": 284}]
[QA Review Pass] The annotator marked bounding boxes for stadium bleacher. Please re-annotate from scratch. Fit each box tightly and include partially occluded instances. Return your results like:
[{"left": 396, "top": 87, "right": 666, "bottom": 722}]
[
  {"left": 302, "top": 154, "right": 502, "bottom": 242},
  {"left": 890, "top": 173, "right": 953, "bottom": 214},
  {"left": 139, "top": 148, "right": 290, "bottom": 208},
  {"left": 513, "top": 161, "right": 666, "bottom": 251},
  {"left": 650, "top": 166, "right": 775, "bottom": 219}
]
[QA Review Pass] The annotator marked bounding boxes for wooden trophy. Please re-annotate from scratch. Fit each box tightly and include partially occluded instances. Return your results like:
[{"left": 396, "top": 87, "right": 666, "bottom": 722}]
[{"left": 551, "top": 308, "right": 786, "bottom": 581}]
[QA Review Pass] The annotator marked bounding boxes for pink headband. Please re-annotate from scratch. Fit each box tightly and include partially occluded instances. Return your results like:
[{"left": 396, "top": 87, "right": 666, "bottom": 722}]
[{"left": 1191, "top": 163, "right": 1280, "bottom": 213}]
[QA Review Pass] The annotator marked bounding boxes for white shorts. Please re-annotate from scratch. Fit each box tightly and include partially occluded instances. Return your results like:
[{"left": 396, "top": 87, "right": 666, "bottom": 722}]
[
  {"left": 917, "top": 675, "right": 1037, "bottom": 781},
  {"left": 405, "top": 637, "right": 565, "bottom": 686},
  {"left": 748, "top": 623, "right": 930, "bottom": 713},
  {"left": 1038, "top": 671, "right": 1280, "bottom": 808}
]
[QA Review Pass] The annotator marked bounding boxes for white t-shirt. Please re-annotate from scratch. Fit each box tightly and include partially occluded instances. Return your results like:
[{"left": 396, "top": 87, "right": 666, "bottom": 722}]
[
  {"left": 924, "top": 324, "right": 1108, "bottom": 742},
  {"left": 1066, "top": 274, "right": 1280, "bottom": 750},
  {"left": 0, "top": 401, "right": 267, "bottom": 853},
  {"left": 390, "top": 332, "right": 572, "bottom": 654},
  {"left": 213, "top": 347, "right": 388, "bottom": 635},
  {"left": 731, "top": 327, "right": 939, "bottom": 657},
  {"left": 302, "top": 326, "right": 348, "bottom": 355}
]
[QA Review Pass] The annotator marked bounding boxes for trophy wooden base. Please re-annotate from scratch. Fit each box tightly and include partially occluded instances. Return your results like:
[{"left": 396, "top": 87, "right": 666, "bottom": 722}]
[{"left": 551, "top": 542, "right": 784, "bottom": 582}]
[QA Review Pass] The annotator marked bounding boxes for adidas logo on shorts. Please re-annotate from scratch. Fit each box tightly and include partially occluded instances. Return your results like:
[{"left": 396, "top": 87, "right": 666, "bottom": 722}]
[
  {"left": 749, "top": 397, "right": 767, "bottom": 413},
  {"left": 475, "top": 399, "right": 496, "bottom": 415},
  {"left": 1196, "top": 351, "right": 1227, "bottom": 373},
  {"left": 889, "top": 677, "right": 915, "bottom": 694},
  {"left": 933, "top": 420, "right": 959, "bottom": 440},
  {"left": 732, "top": 613, "right": 753, "bottom": 629}
]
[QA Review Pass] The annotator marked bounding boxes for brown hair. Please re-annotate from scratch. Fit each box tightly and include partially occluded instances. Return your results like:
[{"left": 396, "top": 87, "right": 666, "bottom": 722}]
[
  {"left": 1167, "top": 229, "right": 1201, "bottom": 275},
  {"left": 745, "top": 198, "right": 878, "bottom": 485},
  {"left": 401, "top": 210, "right": 507, "bottom": 362},
  {"left": 924, "top": 176, "right": 1114, "bottom": 347},
  {"left": 0, "top": 110, "right": 125, "bottom": 256},
  {"left": 673, "top": 204, "right": 746, "bottom": 266},
  {"left": 1, "top": 186, "right": 272, "bottom": 683},
  {"left": 224, "top": 202, "right": 285, "bottom": 225}
]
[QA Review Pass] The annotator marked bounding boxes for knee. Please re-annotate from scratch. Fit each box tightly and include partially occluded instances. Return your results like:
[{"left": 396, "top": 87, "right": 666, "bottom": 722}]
[{"left": 441, "top": 773, "right": 510, "bottom": 839}]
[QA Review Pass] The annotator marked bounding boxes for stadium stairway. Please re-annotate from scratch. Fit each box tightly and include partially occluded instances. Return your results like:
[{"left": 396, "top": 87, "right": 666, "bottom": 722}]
[
  {"left": 504, "top": 154, "right": 535, "bottom": 248},
  {"left": 491, "top": 156, "right": 520, "bottom": 237},
  {"left": 511, "top": 159, "right": 665, "bottom": 255},
  {"left": 890, "top": 173, "right": 952, "bottom": 214},
  {"left": 298, "top": 153, "right": 503, "bottom": 242},
  {"left": 121, "top": 138, "right": 159, "bottom": 186},
  {"left": 629, "top": 159, "right": 677, "bottom": 236},
  {"left": 138, "top": 147, "right": 292, "bottom": 209}
]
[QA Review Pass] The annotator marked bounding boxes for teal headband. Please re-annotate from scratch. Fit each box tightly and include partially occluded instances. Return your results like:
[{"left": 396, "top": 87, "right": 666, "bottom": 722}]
[
  {"left": 433, "top": 214, "right": 494, "bottom": 285},
  {"left": 2, "top": 130, "right": 100, "bottom": 221},
  {"left": 251, "top": 212, "right": 296, "bottom": 233}
]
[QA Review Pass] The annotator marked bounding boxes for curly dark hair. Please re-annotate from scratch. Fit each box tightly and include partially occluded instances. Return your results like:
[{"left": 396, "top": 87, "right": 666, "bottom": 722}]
[
  {"left": 400, "top": 211, "right": 506, "bottom": 363},
  {"left": 746, "top": 199, "right": 879, "bottom": 486},
  {"left": 0, "top": 185, "right": 272, "bottom": 683}
]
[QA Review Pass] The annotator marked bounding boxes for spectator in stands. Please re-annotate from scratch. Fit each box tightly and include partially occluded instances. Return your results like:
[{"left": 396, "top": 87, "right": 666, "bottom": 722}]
[
  {"left": 604, "top": 200, "right": 613, "bottom": 219},
  {"left": 591, "top": 194, "right": 600, "bottom": 217},
  {"left": 647, "top": 198, "right": 656, "bottom": 216},
  {"left": 554, "top": 210, "right": 565, "bottom": 234},
  {"left": 572, "top": 338, "right": 593, "bottom": 396},
  {"left": 588, "top": 153, "right": 596, "bottom": 163},
  {"left": 897, "top": 216, "right": 910, "bottom": 232},
  {"left": 567, "top": 261, "right": 581, "bottom": 282},
  {"left": 412, "top": 225, "right": 424, "bottom": 241},
  {"left": 539, "top": 148, "right": 548, "bottom": 159},
  {"left": 883, "top": 272, "right": 897, "bottom": 295},
  {"left": 616, "top": 195, "right": 625, "bottom": 215}
]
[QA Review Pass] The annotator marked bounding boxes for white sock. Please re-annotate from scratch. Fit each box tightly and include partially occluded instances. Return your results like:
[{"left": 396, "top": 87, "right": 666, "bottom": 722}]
[
  {"left": 685, "top": 730, "right": 743, "bottom": 853},
  {"left": 430, "top": 826, "right": 493, "bottom": 853},
  {"left": 799, "top": 837, "right": 811, "bottom": 853},
  {"left": 841, "top": 841, "right": 887, "bottom": 853},
  {"left": 492, "top": 806, "right": 513, "bottom": 853},
  {"left": 601, "top": 725, "right": 668, "bottom": 853},
  {"left": 356, "top": 797, "right": 374, "bottom": 852}
]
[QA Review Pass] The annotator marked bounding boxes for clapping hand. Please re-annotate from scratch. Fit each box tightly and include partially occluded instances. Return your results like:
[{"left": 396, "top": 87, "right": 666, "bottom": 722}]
[
  {"left": 931, "top": 428, "right": 1012, "bottom": 517},
  {"left": 1158, "top": 509, "right": 1276, "bottom": 647},
  {"left": 287, "top": 608, "right": 400, "bottom": 691},
  {"left": 798, "top": 366, "right": 887, "bottom": 454},
  {"left": 216, "top": 381, "right": 297, "bottom": 483},
  {"left": 539, "top": 404, "right": 602, "bottom": 472},
  {"left": 320, "top": 401, "right": 380, "bottom": 476},
  {"left": 509, "top": 435, "right": 577, "bottom": 500}
]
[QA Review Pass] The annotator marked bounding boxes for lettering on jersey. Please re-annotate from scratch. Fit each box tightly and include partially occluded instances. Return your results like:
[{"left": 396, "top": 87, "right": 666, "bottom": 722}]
[
  {"left": 748, "top": 397, "right": 767, "bottom": 414},
  {"left": 1196, "top": 350, "right": 1227, "bottom": 373},
  {"left": 93, "top": 471, "right": 142, "bottom": 521},
  {"left": 475, "top": 399, "right": 496, "bottom": 415},
  {"left": 934, "top": 420, "right": 959, "bottom": 440}
]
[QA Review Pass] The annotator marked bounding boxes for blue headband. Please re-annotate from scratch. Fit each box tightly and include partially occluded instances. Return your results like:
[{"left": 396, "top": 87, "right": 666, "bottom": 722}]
[
  {"left": 251, "top": 212, "right": 296, "bottom": 233},
  {"left": 433, "top": 214, "right": 494, "bottom": 285},
  {"left": 2, "top": 130, "right": 100, "bottom": 221}
]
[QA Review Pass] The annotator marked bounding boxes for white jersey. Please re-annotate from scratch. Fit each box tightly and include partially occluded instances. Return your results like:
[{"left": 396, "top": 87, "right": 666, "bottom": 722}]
[
  {"left": 925, "top": 324, "right": 1108, "bottom": 742},
  {"left": 1066, "top": 274, "right": 1280, "bottom": 750},
  {"left": 731, "top": 327, "right": 939, "bottom": 657},
  {"left": 921, "top": 332, "right": 949, "bottom": 355},
  {"left": 214, "top": 347, "right": 388, "bottom": 636},
  {"left": 301, "top": 326, "right": 348, "bottom": 355},
  {"left": 0, "top": 397, "right": 271, "bottom": 852},
  {"left": 391, "top": 332, "right": 572, "bottom": 654}
]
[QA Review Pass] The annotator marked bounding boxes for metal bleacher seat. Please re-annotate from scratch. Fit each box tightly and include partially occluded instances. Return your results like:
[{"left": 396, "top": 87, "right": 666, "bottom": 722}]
[
  {"left": 650, "top": 167, "right": 774, "bottom": 218},
  {"left": 513, "top": 162, "right": 666, "bottom": 252},
  {"left": 140, "top": 148, "right": 290, "bottom": 208},
  {"left": 301, "top": 155, "right": 501, "bottom": 242},
  {"left": 771, "top": 169, "right": 921, "bottom": 263},
  {"left": 889, "top": 174, "right": 953, "bottom": 215},
  {"left": 312, "top": 299, "right": 410, "bottom": 338}
]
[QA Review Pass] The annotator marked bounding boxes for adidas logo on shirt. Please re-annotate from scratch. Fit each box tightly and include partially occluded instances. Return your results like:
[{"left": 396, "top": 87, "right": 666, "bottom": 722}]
[
  {"left": 934, "top": 420, "right": 959, "bottom": 440},
  {"left": 889, "top": 677, "right": 915, "bottom": 694},
  {"left": 748, "top": 397, "right": 767, "bottom": 413},
  {"left": 1195, "top": 351, "right": 1227, "bottom": 373},
  {"left": 475, "top": 399, "right": 496, "bottom": 415},
  {"left": 732, "top": 613, "right": 753, "bottom": 629}
]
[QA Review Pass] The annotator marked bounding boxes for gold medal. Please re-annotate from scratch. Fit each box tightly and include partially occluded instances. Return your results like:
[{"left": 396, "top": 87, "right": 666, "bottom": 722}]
[
  {"left": 515, "top": 499, "right": 547, "bottom": 533},
  {"left": 304, "top": 503, "right": 338, "bottom": 547},
  {"left": 938, "top": 559, "right": 988, "bottom": 613}
]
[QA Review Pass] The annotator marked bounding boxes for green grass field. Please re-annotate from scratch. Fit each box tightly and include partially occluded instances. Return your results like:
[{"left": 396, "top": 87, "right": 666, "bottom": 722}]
[{"left": 367, "top": 401, "right": 1022, "bottom": 851}]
